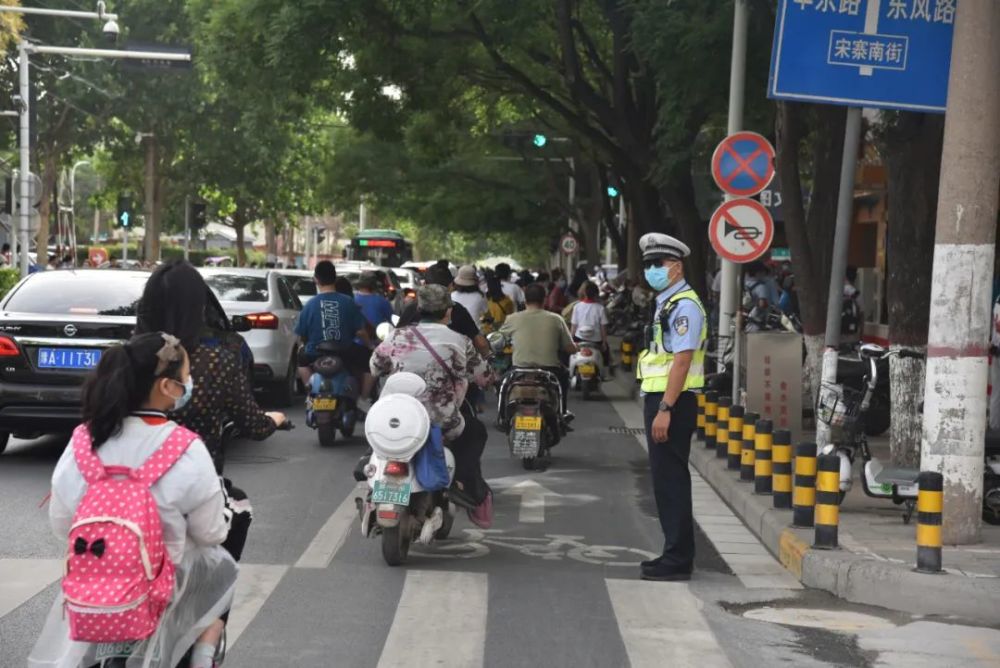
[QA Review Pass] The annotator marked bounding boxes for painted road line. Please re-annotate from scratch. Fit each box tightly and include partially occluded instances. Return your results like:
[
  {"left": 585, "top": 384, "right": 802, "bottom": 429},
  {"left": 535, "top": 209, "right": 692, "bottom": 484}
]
[
  {"left": 609, "top": 396, "right": 801, "bottom": 590},
  {"left": 377, "top": 570, "right": 488, "bottom": 668},
  {"left": 295, "top": 483, "right": 364, "bottom": 569},
  {"left": 227, "top": 564, "right": 289, "bottom": 647},
  {"left": 606, "top": 578, "right": 731, "bottom": 668},
  {"left": 0, "top": 558, "right": 62, "bottom": 618},
  {"left": 500, "top": 480, "right": 555, "bottom": 523}
]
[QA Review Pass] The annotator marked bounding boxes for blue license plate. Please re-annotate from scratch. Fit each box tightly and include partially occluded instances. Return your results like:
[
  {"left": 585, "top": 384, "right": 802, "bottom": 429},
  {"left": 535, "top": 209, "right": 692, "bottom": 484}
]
[{"left": 37, "top": 347, "right": 102, "bottom": 370}]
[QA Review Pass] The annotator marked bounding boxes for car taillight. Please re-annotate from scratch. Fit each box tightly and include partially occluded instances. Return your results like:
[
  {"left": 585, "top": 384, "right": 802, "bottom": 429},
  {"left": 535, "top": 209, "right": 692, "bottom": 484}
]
[
  {"left": 580, "top": 347, "right": 594, "bottom": 357},
  {"left": 0, "top": 335, "right": 20, "bottom": 357},
  {"left": 246, "top": 312, "right": 279, "bottom": 329},
  {"left": 384, "top": 460, "right": 409, "bottom": 477}
]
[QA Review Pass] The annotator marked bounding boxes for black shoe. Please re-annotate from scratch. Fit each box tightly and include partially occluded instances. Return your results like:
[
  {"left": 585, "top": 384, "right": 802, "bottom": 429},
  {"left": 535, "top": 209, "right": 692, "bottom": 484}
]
[
  {"left": 640, "top": 555, "right": 664, "bottom": 569},
  {"left": 640, "top": 561, "right": 692, "bottom": 582},
  {"left": 448, "top": 483, "right": 478, "bottom": 510}
]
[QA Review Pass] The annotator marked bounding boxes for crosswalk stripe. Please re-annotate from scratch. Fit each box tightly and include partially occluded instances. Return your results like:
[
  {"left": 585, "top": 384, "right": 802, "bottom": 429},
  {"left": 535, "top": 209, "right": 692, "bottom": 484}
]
[
  {"left": 226, "top": 564, "right": 289, "bottom": 648},
  {"left": 377, "top": 570, "right": 488, "bottom": 668},
  {"left": 0, "top": 558, "right": 62, "bottom": 618},
  {"left": 295, "top": 483, "right": 364, "bottom": 569},
  {"left": 605, "top": 578, "right": 732, "bottom": 668}
]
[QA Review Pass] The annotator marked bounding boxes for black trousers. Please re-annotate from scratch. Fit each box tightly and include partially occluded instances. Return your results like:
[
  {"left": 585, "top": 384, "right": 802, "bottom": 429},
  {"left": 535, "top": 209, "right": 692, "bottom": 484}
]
[
  {"left": 452, "top": 402, "right": 489, "bottom": 503},
  {"left": 643, "top": 391, "right": 697, "bottom": 570}
]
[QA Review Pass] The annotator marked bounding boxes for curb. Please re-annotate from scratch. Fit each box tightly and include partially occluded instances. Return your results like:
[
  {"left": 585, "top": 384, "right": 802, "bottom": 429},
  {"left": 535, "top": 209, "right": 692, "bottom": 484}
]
[{"left": 688, "top": 442, "right": 1000, "bottom": 625}]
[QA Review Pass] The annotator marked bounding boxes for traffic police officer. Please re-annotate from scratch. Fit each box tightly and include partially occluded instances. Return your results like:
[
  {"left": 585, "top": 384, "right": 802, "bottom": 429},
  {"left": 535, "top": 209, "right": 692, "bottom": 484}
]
[{"left": 636, "top": 232, "right": 706, "bottom": 581}]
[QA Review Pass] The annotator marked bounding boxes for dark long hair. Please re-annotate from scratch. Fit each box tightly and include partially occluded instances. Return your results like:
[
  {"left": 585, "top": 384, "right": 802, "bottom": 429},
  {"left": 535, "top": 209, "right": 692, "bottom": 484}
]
[
  {"left": 137, "top": 260, "right": 227, "bottom": 350},
  {"left": 485, "top": 275, "right": 505, "bottom": 302},
  {"left": 81, "top": 333, "right": 186, "bottom": 449},
  {"left": 567, "top": 265, "right": 589, "bottom": 299}
]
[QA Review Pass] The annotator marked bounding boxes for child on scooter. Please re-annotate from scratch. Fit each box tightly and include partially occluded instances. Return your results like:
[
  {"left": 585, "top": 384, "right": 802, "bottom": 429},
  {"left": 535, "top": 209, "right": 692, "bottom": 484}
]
[{"left": 30, "top": 333, "right": 237, "bottom": 668}]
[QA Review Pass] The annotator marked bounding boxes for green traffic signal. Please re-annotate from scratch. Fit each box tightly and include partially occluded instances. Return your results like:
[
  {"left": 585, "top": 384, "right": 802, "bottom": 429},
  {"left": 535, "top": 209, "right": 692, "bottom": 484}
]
[
  {"left": 607, "top": 186, "right": 619, "bottom": 198},
  {"left": 532, "top": 133, "right": 547, "bottom": 148}
]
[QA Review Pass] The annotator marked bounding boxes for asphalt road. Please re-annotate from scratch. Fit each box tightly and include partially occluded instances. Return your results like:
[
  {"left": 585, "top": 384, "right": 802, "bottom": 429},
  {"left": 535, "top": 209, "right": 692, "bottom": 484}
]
[{"left": 1, "top": 382, "right": 998, "bottom": 667}]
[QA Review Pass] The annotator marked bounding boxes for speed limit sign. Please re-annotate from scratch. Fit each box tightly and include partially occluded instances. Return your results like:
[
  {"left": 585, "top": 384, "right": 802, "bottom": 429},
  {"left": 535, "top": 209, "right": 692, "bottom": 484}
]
[{"left": 560, "top": 233, "right": 578, "bottom": 255}]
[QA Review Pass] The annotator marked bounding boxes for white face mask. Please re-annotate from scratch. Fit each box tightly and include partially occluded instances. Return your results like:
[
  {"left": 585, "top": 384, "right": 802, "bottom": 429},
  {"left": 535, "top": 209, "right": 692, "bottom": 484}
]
[{"left": 170, "top": 377, "right": 194, "bottom": 412}]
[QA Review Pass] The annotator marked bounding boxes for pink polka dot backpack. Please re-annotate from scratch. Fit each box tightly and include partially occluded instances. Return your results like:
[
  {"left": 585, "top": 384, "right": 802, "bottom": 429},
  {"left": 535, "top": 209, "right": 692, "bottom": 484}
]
[{"left": 62, "top": 423, "right": 199, "bottom": 643}]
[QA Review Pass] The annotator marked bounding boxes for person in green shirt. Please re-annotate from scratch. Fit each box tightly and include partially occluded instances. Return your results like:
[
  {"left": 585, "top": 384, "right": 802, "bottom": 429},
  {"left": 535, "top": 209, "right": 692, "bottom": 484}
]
[{"left": 500, "top": 283, "right": 578, "bottom": 414}]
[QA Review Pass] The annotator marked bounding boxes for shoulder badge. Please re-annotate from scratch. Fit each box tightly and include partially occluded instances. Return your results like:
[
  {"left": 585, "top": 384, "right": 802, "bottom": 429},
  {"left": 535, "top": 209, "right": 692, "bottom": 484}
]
[{"left": 673, "top": 316, "right": 689, "bottom": 336}]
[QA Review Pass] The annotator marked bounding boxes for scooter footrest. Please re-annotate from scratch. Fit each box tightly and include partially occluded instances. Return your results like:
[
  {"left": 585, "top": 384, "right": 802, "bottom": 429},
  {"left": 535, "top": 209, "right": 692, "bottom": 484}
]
[{"left": 873, "top": 466, "right": 920, "bottom": 485}]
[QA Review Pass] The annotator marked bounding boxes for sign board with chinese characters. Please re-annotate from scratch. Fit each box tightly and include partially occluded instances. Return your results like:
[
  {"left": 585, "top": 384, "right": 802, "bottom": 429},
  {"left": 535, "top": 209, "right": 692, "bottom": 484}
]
[
  {"left": 743, "top": 331, "right": 803, "bottom": 443},
  {"left": 768, "top": 0, "right": 956, "bottom": 113}
]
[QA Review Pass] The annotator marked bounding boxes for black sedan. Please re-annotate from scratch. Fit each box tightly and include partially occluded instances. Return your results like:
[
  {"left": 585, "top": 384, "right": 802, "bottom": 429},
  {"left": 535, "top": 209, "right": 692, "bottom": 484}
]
[{"left": 0, "top": 270, "right": 148, "bottom": 453}]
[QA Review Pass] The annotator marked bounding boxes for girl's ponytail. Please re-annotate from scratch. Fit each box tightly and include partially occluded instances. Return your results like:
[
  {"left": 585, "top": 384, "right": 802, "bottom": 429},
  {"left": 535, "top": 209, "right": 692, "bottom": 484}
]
[{"left": 81, "top": 332, "right": 185, "bottom": 449}]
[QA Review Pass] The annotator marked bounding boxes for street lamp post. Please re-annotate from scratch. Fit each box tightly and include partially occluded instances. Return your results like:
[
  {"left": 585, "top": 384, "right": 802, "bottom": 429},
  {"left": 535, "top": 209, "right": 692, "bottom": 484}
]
[{"left": 68, "top": 160, "right": 91, "bottom": 266}]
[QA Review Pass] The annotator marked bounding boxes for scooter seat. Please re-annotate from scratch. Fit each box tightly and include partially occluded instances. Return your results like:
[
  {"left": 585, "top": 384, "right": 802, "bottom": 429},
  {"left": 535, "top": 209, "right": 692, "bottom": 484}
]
[{"left": 873, "top": 465, "right": 920, "bottom": 485}]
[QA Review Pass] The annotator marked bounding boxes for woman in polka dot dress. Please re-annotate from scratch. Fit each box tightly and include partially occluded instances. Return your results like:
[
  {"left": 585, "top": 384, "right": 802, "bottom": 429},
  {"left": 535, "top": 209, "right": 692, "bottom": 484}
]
[{"left": 30, "top": 334, "right": 237, "bottom": 668}]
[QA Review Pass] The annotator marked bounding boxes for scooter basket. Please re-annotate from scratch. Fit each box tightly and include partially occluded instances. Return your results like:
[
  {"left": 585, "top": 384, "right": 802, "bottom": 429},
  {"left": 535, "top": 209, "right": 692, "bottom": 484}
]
[{"left": 816, "top": 382, "right": 863, "bottom": 431}]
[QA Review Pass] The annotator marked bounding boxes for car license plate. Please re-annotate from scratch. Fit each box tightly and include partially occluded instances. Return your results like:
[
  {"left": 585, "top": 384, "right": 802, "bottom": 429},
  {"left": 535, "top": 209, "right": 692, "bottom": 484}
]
[
  {"left": 578, "top": 363, "right": 597, "bottom": 377},
  {"left": 37, "top": 347, "right": 102, "bottom": 370},
  {"left": 372, "top": 479, "right": 411, "bottom": 505},
  {"left": 312, "top": 397, "right": 338, "bottom": 411},
  {"left": 514, "top": 415, "right": 542, "bottom": 431},
  {"left": 510, "top": 429, "right": 540, "bottom": 458}
]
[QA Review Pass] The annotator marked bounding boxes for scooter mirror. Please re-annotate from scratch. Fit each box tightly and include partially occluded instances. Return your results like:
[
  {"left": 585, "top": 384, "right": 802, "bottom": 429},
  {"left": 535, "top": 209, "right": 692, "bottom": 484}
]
[{"left": 376, "top": 322, "right": 394, "bottom": 341}]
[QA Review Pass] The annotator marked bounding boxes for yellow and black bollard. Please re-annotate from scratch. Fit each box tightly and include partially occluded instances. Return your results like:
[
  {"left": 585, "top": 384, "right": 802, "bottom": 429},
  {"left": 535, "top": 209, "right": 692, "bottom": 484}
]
[
  {"left": 771, "top": 429, "right": 792, "bottom": 508},
  {"left": 715, "top": 397, "right": 731, "bottom": 460},
  {"left": 792, "top": 442, "right": 818, "bottom": 528},
  {"left": 621, "top": 337, "right": 635, "bottom": 371},
  {"left": 915, "top": 471, "right": 944, "bottom": 573},
  {"left": 813, "top": 454, "right": 841, "bottom": 549},
  {"left": 704, "top": 391, "right": 719, "bottom": 451},
  {"left": 754, "top": 419, "right": 773, "bottom": 494},
  {"left": 740, "top": 412, "right": 759, "bottom": 482},
  {"left": 727, "top": 405, "right": 744, "bottom": 471},
  {"left": 696, "top": 392, "right": 707, "bottom": 440}
]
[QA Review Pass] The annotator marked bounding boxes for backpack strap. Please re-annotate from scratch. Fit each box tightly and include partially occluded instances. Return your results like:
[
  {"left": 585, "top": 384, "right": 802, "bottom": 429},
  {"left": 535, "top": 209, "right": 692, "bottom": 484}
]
[
  {"left": 136, "top": 425, "right": 200, "bottom": 486},
  {"left": 71, "top": 424, "right": 107, "bottom": 485}
]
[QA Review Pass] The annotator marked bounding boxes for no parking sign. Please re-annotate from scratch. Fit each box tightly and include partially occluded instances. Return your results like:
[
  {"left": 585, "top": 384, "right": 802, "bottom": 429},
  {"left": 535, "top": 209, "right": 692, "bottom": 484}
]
[{"left": 711, "top": 132, "right": 776, "bottom": 198}]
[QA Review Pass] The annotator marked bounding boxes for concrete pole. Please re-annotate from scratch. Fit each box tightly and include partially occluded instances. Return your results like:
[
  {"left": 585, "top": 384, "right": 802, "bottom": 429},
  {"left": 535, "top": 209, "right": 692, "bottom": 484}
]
[
  {"left": 921, "top": 0, "right": 1000, "bottom": 544},
  {"left": 92, "top": 208, "right": 99, "bottom": 244},
  {"left": 183, "top": 195, "right": 190, "bottom": 262},
  {"left": 18, "top": 41, "right": 30, "bottom": 277},
  {"left": 816, "top": 107, "right": 863, "bottom": 448},
  {"left": 359, "top": 201, "right": 367, "bottom": 232},
  {"left": 720, "top": 0, "right": 749, "bottom": 405}
]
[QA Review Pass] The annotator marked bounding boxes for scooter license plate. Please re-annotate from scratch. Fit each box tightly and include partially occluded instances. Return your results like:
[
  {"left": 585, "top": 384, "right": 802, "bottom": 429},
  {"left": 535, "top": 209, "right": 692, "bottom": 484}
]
[
  {"left": 578, "top": 364, "right": 597, "bottom": 377},
  {"left": 372, "top": 479, "right": 411, "bottom": 505},
  {"left": 514, "top": 415, "right": 542, "bottom": 431},
  {"left": 510, "top": 429, "right": 540, "bottom": 458},
  {"left": 313, "top": 397, "right": 338, "bottom": 411}
]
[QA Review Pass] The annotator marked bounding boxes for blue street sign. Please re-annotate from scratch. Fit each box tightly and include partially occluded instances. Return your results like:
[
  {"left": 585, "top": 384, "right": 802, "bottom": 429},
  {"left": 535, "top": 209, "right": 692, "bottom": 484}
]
[{"left": 768, "top": 0, "right": 956, "bottom": 113}]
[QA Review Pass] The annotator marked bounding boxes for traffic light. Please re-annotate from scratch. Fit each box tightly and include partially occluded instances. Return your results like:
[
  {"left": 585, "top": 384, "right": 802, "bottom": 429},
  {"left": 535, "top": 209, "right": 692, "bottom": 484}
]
[
  {"left": 188, "top": 201, "right": 207, "bottom": 231},
  {"left": 500, "top": 130, "right": 550, "bottom": 151},
  {"left": 116, "top": 195, "right": 134, "bottom": 228},
  {"left": 532, "top": 133, "right": 547, "bottom": 148},
  {"left": 606, "top": 185, "right": 619, "bottom": 198}
]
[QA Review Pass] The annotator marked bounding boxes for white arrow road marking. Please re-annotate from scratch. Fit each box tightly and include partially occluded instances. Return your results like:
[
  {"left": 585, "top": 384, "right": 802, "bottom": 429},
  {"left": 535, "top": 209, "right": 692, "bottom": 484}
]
[{"left": 500, "top": 480, "right": 559, "bottom": 523}]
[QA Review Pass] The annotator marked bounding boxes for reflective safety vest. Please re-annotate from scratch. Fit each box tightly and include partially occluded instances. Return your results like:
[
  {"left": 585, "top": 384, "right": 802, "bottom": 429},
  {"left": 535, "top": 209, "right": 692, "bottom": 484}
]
[{"left": 636, "top": 288, "right": 707, "bottom": 393}]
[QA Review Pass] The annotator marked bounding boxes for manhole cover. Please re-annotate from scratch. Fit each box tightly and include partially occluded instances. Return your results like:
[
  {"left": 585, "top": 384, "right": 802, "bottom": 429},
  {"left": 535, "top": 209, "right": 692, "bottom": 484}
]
[
  {"left": 609, "top": 426, "right": 645, "bottom": 436},
  {"left": 743, "top": 607, "right": 895, "bottom": 632}
]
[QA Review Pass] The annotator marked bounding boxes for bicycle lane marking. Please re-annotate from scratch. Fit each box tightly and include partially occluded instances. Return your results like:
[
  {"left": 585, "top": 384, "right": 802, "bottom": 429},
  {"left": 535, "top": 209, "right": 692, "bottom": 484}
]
[{"left": 607, "top": 393, "right": 801, "bottom": 589}]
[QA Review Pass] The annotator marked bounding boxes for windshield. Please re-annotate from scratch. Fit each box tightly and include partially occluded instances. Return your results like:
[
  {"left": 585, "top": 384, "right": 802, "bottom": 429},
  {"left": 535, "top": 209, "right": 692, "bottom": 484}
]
[
  {"left": 203, "top": 274, "right": 270, "bottom": 302},
  {"left": 3, "top": 271, "right": 148, "bottom": 316}
]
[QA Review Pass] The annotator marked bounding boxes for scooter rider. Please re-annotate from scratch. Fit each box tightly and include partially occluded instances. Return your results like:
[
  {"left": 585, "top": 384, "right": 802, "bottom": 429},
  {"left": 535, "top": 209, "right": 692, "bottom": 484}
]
[{"left": 636, "top": 232, "right": 706, "bottom": 582}]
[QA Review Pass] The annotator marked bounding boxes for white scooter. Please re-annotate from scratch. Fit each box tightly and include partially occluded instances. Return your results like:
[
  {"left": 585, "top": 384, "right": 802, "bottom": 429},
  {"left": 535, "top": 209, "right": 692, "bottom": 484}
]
[
  {"left": 569, "top": 341, "right": 604, "bottom": 401},
  {"left": 356, "top": 372, "right": 457, "bottom": 566}
]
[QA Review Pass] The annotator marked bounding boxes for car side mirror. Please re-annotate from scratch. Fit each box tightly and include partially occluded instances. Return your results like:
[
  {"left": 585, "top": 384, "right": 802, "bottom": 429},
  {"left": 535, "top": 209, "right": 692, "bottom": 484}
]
[{"left": 231, "top": 315, "right": 252, "bottom": 333}]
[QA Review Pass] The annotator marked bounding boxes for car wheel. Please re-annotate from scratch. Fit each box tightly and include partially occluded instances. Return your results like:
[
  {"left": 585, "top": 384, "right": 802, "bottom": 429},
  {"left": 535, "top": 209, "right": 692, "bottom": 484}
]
[
  {"left": 269, "top": 354, "right": 298, "bottom": 408},
  {"left": 0, "top": 432, "right": 8, "bottom": 455}
]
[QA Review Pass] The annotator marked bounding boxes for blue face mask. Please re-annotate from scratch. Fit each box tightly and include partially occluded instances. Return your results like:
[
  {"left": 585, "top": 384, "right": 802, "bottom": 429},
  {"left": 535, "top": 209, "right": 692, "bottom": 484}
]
[
  {"left": 172, "top": 377, "right": 194, "bottom": 412},
  {"left": 644, "top": 266, "right": 671, "bottom": 292}
]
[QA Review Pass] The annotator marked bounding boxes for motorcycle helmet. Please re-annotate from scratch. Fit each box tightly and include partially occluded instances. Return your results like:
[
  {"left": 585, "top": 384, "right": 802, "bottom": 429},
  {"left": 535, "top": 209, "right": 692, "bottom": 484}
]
[
  {"left": 364, "top": 393, "right": 430, "bottom": 460},
  {"left": 381, "top": 371, "right": 427, "bottom": 398}
]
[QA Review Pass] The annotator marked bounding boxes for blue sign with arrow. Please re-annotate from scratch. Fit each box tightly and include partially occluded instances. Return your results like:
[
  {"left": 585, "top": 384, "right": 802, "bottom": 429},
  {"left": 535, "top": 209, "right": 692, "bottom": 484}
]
[{"left": 768, "top": 0, "right": 956, "bottom": 113}]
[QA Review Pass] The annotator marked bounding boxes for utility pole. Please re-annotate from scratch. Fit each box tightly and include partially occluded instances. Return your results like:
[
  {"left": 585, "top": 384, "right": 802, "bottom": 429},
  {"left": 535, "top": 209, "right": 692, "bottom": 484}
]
[
  {"left": 183, "top": 195, "right": 191, "bottom": 261},
  {"left": 920, "top": 0, "right": 1000, "bottom": 544},
  {"left": 17, "top": 41, "right": 30, "bottom": 277},
  {"left": 719, "top": 0, "right": 749, "bottom": 405}
]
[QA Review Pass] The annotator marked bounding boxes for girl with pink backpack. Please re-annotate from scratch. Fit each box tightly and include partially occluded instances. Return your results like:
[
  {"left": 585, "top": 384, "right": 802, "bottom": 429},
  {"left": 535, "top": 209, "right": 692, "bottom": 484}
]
[{"left": 29, "top": 333, "right": 238, "bottom": 668}]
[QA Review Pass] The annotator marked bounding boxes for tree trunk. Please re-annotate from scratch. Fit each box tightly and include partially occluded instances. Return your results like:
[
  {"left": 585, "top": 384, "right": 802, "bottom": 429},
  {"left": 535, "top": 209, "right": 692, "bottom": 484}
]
[
  {"left": 775, "top": 101, "right": 847, "bottom": 403},
  {"left": 882, "top": 112, "right": 945, "bottom": 467},
  {"left": 152, "top": 170, "right": 166, "bottom": 263},
  {"left": 233, "top": 208, "right": 247, "bottom": 267},
  {"left": 662, "top": 165, "right": 707, "bottom": 298},
  {"left": 36, "top": 151, "right": 58, "bottom": 263},
  {"left": 265, "top": 218, "right": 277, "bottom": 262},
  {"left": 142, "top": 137, "right": 158, "bottom": 263}
]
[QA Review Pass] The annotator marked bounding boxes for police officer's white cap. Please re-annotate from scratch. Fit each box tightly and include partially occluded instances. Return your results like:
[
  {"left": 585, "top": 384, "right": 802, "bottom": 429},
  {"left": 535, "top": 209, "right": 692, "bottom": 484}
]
[{"left": 640, "top": 233, "right": 690, "bottom": 261}]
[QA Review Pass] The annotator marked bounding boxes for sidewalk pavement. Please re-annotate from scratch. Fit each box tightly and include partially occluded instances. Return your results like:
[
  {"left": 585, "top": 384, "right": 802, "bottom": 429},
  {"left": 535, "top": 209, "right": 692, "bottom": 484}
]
[{"left": 607, "top": 370, "right": 1000, "bottom": 626}]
